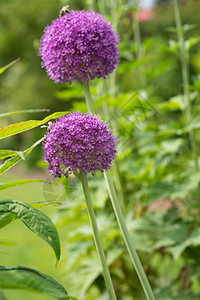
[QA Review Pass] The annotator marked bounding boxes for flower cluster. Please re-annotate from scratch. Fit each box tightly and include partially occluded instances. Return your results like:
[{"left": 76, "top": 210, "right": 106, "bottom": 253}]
[
  {"left": 43, "top": 112, "right": 117, "bottom": 177},
  {"left": 39, "top": 10, "right": 119, "bottom": 84}
]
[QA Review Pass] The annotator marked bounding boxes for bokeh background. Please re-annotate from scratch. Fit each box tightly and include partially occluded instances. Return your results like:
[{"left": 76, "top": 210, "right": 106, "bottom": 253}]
[{"left": 1, "top": 0, "right": 200, "bottom": 299}]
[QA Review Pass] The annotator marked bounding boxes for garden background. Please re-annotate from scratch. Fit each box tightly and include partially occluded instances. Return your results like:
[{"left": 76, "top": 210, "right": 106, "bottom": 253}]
[{"left": 1, "top": 0, "right": 200, "bottom": 299}]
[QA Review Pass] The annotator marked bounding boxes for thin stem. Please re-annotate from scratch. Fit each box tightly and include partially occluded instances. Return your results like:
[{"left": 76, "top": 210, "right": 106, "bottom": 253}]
[
  {"left": 104, "top": 172, "right": 155, "bottom": 300},
  {"left": 173, "top": 0, "right": 199, "bottom": 170},
  {"left": 132, "top": 0, "right": 147, "bottom": 87},
  {"left": 82, "top": 81, "right": 95, "bottom": 114},
  {"left": 83, "top": 81, "right": 155, "bottom": 300},
  {"left": 132, "top": 0, "right": 142, "bottom": 60},
  {"left": 103, "top": 80, "right": 126, "bottom": 212},
  {"left": 80, "top": 173, "right": 117, "bottom": 300}
]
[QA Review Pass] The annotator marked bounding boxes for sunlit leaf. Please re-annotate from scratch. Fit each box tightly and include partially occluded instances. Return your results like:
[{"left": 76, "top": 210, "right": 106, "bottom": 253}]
[
  {"left": 0, "top": 200, "right": 60, "bottom": 260},
  {"left": 0, "top": 111, "right": 68, "bottom": 140},
  {"left": 0, "top": 138, "right": 44, "bottom": 176},
  {"left": 0, "top": 58, "right": 20, "bottom": 75},
  {"left": 0, "top": 150, "right": 25, "bottom": 160},
  {"left": 30, "top": 201, "right": 61, "bottom": 209},
  {"left": 0, "top": 266, "right": 69, "bottom": 299}
]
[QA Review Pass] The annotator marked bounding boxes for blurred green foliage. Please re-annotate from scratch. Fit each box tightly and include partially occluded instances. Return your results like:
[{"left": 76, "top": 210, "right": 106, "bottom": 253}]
[{"left": 1, "top": 0, "right": 200, "bottom": 299}]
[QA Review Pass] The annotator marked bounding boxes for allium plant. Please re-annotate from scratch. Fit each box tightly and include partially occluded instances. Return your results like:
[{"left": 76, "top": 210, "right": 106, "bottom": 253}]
[
  {"left": 40, "top": 7, "right": 154, "bottom": 300},
  {"left": 43, "top": 112, "right": 117, "bottom": 177},
  {"left": 43, "top": 112, "right": 118, "bottom": 300},
  {"left": 39, "top": 10, "right": 119, "bottom": 84}
]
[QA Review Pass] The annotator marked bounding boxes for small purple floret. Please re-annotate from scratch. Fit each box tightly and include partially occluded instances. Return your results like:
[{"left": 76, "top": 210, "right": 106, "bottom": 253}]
[
  {"left": 43, "top": 112, "right": 117, "bottom": 177},
  {"left": 39, "top": 10, "right": 119, "bottom": 84}
]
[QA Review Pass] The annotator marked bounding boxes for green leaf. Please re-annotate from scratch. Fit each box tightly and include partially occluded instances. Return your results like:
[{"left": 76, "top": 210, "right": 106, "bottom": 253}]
[
  {"left": 30, "top": 201, "right": 61, "bottom": 209},
  {"left": 0, "top": 111, "right": 68, "bottom": 140},
  {"left": 0, "top": 109, "right": 50, "bottom": 119},
  {"left": 0, "top": 200, "right": 60, "bottom": 260},
  {"left": 0, "top": 213, "right": 18, "bottom": 229},
  {"left": 0, "top": 179, "right": 49, "bottom": 191},
  {"left": 0, "top": 266, "right": 68, "bottom": 299},
  {"left": 0, "top": 150, "right": 25, "bottom": 160},
  {"left": 0, "top": 58, "right": 20, "bottom": 75},
  {"left": 0, "top": 138, "right": 44, "bottom": 176},
  {"left": 0, "top": 201, "right": 60, "bottom": 229},
  {"left": 0, "top": 288, "right": 7, "bottom": 300}
]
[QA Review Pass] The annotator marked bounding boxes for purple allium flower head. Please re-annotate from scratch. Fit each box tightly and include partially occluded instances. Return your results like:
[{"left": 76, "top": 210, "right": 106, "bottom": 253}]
[
  {"left": 43, "top": 112, "right": 117, "bottom": 177},
  {"left": 39, "top": 10, "right": 119, "bottom": 84}
]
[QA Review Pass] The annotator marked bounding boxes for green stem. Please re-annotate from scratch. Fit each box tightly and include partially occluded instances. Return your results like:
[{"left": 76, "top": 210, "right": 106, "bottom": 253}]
[
  {"left": 82, "top": 81, "right": 95, "bottom": 114},
  {"left": 173, "top": 0, "right": 199, "bottom": 170},
  {"left": 83, "top": 81, "right": 155, "bottom": 300},
  {"left": 132, "top": 0, "right": 142, "bottom": 60},
  {"left": 80, "top": 172, "right": 117, "bottom": 300},
  {"left": 103, "top": 81, "right": 126, "bottom": 212},
  {"left": 104, "top": 172, "right": 155, "bottom": 300}
]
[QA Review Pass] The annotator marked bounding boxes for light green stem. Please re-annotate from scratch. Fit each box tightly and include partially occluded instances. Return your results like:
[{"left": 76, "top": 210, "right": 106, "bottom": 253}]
[
  {"left": 82, "top": 81, "right": 155, "bottom": 300},
  {"left": 80, "top": 172, "right": 117, "bottom": 300},
  {"left": 83, "top": 81, "right": 95, "bottom": 114},
  {"left": 173, "top": 0, "right": 199, "bottom": 170}
]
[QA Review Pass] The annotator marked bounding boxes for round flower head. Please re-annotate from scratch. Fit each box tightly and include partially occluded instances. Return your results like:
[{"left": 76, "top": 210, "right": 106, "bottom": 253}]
[
  {"left": 43, "top": 112, "right": 117, "bottom": 177},
  {"left": 39, "top": 10, "right": 119, "bottom": 84}
]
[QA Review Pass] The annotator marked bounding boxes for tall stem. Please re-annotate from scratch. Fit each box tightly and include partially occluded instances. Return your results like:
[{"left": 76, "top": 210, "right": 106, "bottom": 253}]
[
  {"left": 82, "top": 81, "right": 155, "bottom": 300},
  {"left": 173, "top": 0, "right": 198, "bottom": 169},
  {"left": 83, "top": 81, "right": 95, "bottom": 114},
  {"left": 80, "top": 173, "right": 117, "bottom": 300},
  {"left": 104, "top": 172, "right": 155, "bottom": 300}
]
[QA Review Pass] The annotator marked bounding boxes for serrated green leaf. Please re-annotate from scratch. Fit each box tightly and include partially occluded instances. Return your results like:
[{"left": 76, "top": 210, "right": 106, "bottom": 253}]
[
  {"left": 0, "top": 58, "right": 20, "bottom": 75},
  {"left": 0, "top": 138, "right": 44, "bottom": 176},
  {"left": 0, "top": 109, "right": 50, "bottom": 119},
  {"left": 0, "top": 150, "right": 25, "bottom": 160},
  {"left": 0, "top": 266, "right": 68, "bottom": 299},
  {"left": 0, "top": 111, "right": 68, "bottom": 140},
  {"left": 0, "top": 179, "right": 50, "bottom": 191},
  {"left": 0, "top": 200, "right": 60, "bottom": 260}
]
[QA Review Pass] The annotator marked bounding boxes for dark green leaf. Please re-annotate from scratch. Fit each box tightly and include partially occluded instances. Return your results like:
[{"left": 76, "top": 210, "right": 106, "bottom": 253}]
[
  {"left": 0, "top": 266, "right": 68, "bottom": 299},
  {"left": 0, "top": 288, "right": 7, "bottom": 300},
  {"left": 0, "top": 200, "right": 60, "bottom": 260}
]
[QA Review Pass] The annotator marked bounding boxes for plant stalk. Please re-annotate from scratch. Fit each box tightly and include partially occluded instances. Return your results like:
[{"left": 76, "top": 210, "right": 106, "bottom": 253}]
[
  {"left": 82, "top": 81, "right": 155, "bottom": 300},
  {"left": 80, "top": 172, "right": 117, "bottom": 300},
  {"left": 173, "top": 0, "right": 199, "bottom": 170}
]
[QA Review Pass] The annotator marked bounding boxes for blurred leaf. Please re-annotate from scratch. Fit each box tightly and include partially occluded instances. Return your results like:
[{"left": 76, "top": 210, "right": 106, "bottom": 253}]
[
  {"left": 0, "top": 138, "right": 44, "bottom": 176},
  {"left": 0, "top": 111, "right": 68, "bottom": 140},
  {"left": 0, "top": 109, "right": 50, "bottom": 119},
  {"left": 0, "top": 58, "right": 20, "bottom": 75},
  {"left": 169, "top": 227, "right": 200, "bottom": 259},
  {"left": 0, "top": 150, "right": 25, "bottom": 160},
  {"left": 30, "top": 201, "right": 62, "bottom": 209},
  {"left": 185, "top": 37, "right": 200, "bottom": 50},
  {"left": 0, "top": 266, "right": 69, "bottom": 299},
  {"left": 0, "top": 179, "right": 49, "bottom": 191},
  {"left": 0, "top": 200, "right": 60, "bottom": 260},
  {"left": 0, "top": 288, "right": 7, "bottom": 300}
]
